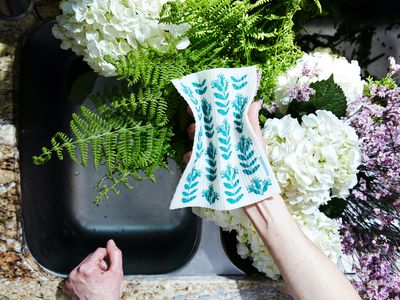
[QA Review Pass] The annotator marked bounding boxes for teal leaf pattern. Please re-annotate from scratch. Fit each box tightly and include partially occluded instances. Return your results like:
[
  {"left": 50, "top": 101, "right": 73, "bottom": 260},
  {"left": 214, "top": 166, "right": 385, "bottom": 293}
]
[
  {"left": 247, "top": 177, "right": 271, "bottom": 195},
  {"left": 181, "top": 83, "right": 202, "bottom": 119},
  {"left": 205, "top": 142, "right": 217, "bottom": 181},
  {"left": 192, "top": 79, "right": 207, "bottom": 95},
  {"left": 211, "top": 74, "right": 230, "bottom": 116},
  {"left": 237, "top": 136, "right": 260, "bottom": 175},
  {"left": 194, "top": 127, "right": 204, "bottom": 163},
  {"left": 217, "top": 119, "right": 232, "bottom": 160},
  {"left": 180, "top": 83, "right": 198, "bottom": 106},
  {"left": 231, "top": 74, "right": 248, "bottom": 90},
  {"left": 182, "top": 168, "right": 201, "bottom": 203},
  {"left": 201, "top": 98, "right": 214, "bottom": 138},
  {"left": 232, "top": 94, "right": 247, "bottom": 133},
  {"left": 202, "top": 185, "right": 220, "bottom": 204},
  {"left": 221, "top": 165, "right": 244, "bottom": 204},
  {"left": 172, "top": 67, "right": 279, "bottom": 209}
]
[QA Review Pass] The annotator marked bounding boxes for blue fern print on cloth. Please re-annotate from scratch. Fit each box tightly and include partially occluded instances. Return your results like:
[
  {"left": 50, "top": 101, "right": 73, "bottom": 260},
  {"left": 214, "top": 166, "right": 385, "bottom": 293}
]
[
  {"left": 212, "top": 74, "right": 230, "bottom": 116},
  {"left": 202, "top": 185, "right": 220, "bottom": 204},
  {"left": 237, "top": 136, "right": 260, "bottom": 175},
  {"left": 181, "top": 83, "right": 202, "bottom": 119},
  {"left": 182, "top": 168, "right": 201, "bottom": 203},
  {"left": 231, "top": 74, "right": 248, "bottom": 90},
  {"left": 180, "top": 83, "right": 198, "bottom": 106},
  {"left": 247, "top": 177, "right": 271, "bottom": 195},
  {"left": 232, "top": 94, "right": 247, "bottom": 133},
  {"left": 195, "top": 127, "right": 204, "bottom": 163},
  {"left": 201, "top": 98, "right": 214, "bottom": 138},
  {"left": 170, "top": 66, "right": 281, "bottom": 210},
  {"left": 205, "top": 142, "right": 218, "bottom": 181},
  {"left": 221, "top": 165, "right": 244, "bottom": 204},
  {"left": 192, "top": 79, "right": 207, "bottom": 95},
  {"left": 217, "top": 119, "right": 232, "bottom": 160}
]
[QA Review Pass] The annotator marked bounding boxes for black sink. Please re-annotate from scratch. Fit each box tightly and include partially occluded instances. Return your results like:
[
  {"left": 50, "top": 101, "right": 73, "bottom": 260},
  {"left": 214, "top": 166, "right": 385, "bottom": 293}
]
[{"left": 18, "top": 21, "right": 201, "bottom": 275}]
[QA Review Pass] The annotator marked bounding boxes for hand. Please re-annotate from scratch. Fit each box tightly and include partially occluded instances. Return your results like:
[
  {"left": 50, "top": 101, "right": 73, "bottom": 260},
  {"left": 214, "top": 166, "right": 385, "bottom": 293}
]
[
  {"left": 63, "top": 240, "right": 124, "bottom": 300},
  {"left": 183, "top": 100, "right": 264, "bottom": 164}
]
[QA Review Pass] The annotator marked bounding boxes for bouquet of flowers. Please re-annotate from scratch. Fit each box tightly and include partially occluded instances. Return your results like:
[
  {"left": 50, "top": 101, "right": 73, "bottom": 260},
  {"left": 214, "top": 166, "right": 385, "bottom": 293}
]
[{"left": 34, "top": 0, "right": 400, "bottom": 298}]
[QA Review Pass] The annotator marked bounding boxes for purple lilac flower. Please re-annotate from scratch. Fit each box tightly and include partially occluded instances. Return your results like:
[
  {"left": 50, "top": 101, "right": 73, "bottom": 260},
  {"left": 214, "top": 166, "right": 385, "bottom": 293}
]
[
  {"left": 388, "top": 56, "right": 400, "bottom": 76},
  {"left": 301, "top": 64, "right": 318, "bottom": 77},
  {"left": 262, "top": 102, "right": 278, "bottom": 114},
  {"left": 351, "top": 240, "right": 400, "bottom": 300},
  {"left": 256, "top": 70, "right": 263, "bottom": 91},
  {"left": 347, "top": 85, "right": 400, "bottom": 202},
  {"left": 340, "top": 224, "right": 356, "bottom": 255},
  {"left": 288, "top": 83, "right": 316, "bottom": 102}
]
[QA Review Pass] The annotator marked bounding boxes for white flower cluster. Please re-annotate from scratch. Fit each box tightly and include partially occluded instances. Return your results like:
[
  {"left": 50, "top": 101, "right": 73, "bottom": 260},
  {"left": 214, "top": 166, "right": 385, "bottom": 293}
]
[
  {"left": 193, "top": 109, "right": 360, "bottom": 279},
  {"left": 274, "top": 48, "right": 364, "bottom": 112},
  {"left": 53, "top": 0, "right": 189, "bottom": 76},
  {"left": 192, "top": 208, "right": 343, "bottom": 279},
  {"left": 263, "top": 110, "right": 361, "bottom": 213}
]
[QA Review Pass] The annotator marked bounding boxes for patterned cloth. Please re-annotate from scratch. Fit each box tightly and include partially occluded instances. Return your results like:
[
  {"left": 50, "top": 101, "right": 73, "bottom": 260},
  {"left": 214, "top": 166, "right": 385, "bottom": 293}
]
[{"left": 170, "top": 66, "right": 280, "bottom": 210}]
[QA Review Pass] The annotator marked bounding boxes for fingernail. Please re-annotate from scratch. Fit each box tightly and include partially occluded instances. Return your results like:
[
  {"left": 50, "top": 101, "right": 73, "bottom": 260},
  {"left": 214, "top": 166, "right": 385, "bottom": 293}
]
[
  {"left": 100, "top": 260, "right": 108, "bottom": 271},
  {"left": 109, "top": 239, "right": 116, "bottom": 246}
]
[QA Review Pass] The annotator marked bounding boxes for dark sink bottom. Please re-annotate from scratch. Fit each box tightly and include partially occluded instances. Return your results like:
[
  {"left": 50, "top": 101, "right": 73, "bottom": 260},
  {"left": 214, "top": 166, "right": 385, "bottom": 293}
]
[{"left": 18, "top": 21, "right": 200, "bottom": 275}]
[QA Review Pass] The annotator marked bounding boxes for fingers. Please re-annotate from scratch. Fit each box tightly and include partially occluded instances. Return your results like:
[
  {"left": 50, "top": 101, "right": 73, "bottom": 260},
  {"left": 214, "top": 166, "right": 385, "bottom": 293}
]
[
  {"left": 247, "top": 101, "right": 265, "bottom": 148},
  {"left": 106, "top": 239, "right": 123, "bottom": 274},
  {"left": 100, "top": 260, "right": 108, "bottom": 271},
  {"left": 186, "top": 106, "right": 194, "bottom": 118},
  {"left": 187, "top": 123, "right": 195, "bottom": 141},
  {"left": 183, "top": 151, "right": 192, "bottom": 164},
  {"left": 84, "top": 247, "right": 107, "bottom": 265}
]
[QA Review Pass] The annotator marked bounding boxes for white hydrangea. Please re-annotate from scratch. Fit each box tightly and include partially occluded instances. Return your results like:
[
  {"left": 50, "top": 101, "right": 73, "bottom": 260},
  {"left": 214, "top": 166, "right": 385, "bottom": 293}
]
[
  {"left": 53, "top": 0, "right": 190, "bottom": 76},
  {"left": 193, "top": 208, "right": 343, "bottom": 279},
  {"left": 262, "top": 110, "right": 361, "bottom": 213},
  {"left": 274, "top": 48, "right": 364, "bottom": 113}
]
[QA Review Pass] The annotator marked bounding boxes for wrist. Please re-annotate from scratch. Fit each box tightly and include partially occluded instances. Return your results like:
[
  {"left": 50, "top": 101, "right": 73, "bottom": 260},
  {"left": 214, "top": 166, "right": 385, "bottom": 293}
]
[{"left": 244, "top": 195, "right": 300, "bottom": 244}]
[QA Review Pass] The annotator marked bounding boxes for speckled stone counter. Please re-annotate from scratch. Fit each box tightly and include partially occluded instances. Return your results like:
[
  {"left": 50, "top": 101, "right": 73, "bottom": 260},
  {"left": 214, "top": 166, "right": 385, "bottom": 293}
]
[{"left": 0, "top": 1, "right": 291, "bottom": 299}]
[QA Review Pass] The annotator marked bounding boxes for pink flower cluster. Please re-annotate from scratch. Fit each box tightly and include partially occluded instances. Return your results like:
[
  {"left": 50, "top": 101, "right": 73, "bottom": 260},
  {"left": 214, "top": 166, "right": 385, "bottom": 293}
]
[
  {"left": 352, "top": 241, "right": 400, "bottom": 300},
  {"left": 347, "top": 84, "right": 400, "bottom": 204}
]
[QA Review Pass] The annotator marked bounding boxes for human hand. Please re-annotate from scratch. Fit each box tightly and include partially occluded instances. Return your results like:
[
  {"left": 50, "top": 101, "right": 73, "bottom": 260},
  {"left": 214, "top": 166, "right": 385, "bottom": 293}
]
[{"left": 63, "top": 240, "right": 124, "bottom": 300}]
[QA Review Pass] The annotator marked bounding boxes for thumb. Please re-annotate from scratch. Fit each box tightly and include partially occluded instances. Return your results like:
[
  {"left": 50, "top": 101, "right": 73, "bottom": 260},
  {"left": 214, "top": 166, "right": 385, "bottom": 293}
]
[
  {"left": 106, "top": 239, "right": 123, "bottom": 273},
  {"left": 247, "top": 101, "right": 265, "bottom": 148}
]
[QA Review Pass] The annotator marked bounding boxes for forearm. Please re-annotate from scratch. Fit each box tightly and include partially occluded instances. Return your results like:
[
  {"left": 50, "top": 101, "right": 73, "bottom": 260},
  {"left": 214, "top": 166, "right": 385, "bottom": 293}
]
[{"left": 244, "top": 196, "right": 360, "bottom": 300}]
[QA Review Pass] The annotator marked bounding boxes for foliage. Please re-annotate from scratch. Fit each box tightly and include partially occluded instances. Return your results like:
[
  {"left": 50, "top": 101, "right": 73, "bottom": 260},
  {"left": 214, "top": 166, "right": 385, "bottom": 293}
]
[
  {"left": 36, "top": 0, "right": 323, "bottom": 204},
  {"left": 287, "top": 75, "right": 347, "bottom": 119},
  {"left": 34, "top": 48, "right": 190, "bottom": 203},
  {"left": 161, "top": 0, "right": 322, "bottom": 102}
]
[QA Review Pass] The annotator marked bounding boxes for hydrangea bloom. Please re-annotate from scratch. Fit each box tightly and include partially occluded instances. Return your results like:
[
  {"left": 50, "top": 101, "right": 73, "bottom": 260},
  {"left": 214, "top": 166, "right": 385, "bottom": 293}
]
[
  {"left": 262, "top": 110, "right": 361, "bottom": 213},
  {"left": 53, "top": 0, "right": 189, "bottom": 76},
  {"left": 274, "top": 48, "right": 364, "bottom": 113},
  {"left": 193, "top": 208, "right": 343, "bottom": 279}
]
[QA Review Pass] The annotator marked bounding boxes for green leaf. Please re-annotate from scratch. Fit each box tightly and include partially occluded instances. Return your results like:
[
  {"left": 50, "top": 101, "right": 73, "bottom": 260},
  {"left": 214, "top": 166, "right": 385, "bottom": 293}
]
[
  {"left": 67, "top": 72, "right": 98, "bottom": 105},
  {"left": 319, "top": 197, "right": 347, "bottom": 219},
  {"left": 287, "top": 75, "right": 347, "bottom": 119}
]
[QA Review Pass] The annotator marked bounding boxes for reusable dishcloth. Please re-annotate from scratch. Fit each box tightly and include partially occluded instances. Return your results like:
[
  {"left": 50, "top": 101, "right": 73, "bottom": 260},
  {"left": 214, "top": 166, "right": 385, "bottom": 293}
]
[{"left": 170, "top": 66, "right": 281, "bottom": 210}]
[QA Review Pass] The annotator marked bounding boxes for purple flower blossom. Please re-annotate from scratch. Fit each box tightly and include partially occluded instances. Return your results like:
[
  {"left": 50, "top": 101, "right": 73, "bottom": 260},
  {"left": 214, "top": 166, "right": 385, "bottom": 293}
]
[
  {"left": 351, "top": 240, "right": 400, "bottom": 300},
  {"left": 388, "top": 56, "right": 400, "bottom": 77},
  {"left": 262, "top": 102, "right": 278, "bottom": 114},
  {"left": 346, "top": 85, "right": 400, "bottom": 203},
  {"left": 256, "top": 70, "right": 263, "bottom": 91},
  {"left": 287, "top": 84, "right": 315, "bottom": 102},
  {"left": 301, "top": 63, "right": 319, "bottom": 77}
]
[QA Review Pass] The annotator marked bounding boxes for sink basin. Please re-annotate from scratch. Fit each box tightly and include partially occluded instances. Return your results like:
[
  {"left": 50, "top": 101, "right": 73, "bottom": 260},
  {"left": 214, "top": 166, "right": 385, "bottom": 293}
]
[
  {"left": 18, "top": 21, "right": 202, "bottom": 275},
  {"left": 19, "top": 1, "right": 399, "bottom": 277}
]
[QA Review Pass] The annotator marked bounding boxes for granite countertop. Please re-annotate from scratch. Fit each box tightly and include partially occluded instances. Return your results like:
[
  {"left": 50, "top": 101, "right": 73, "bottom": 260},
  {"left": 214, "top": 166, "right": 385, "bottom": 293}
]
[{"left": 0, "top": 1, "right": 290, "bottom": 299}]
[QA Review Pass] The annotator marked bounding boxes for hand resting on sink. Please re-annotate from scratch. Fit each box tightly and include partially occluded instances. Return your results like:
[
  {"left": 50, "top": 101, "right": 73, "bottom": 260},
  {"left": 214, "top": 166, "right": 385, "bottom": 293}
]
[{"left": 63, "top": 240, "right": 123, "bottom": 300}]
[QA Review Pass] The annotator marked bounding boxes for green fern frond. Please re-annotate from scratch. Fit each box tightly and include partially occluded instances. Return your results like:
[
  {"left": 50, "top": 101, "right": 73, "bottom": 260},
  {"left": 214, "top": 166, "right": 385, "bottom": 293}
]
[
  {"left": 34, "top": 0, "right": 323, "bottom": 204},
  {"left": 34, "top": 91, "right": 175, "bottom": 203}
]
